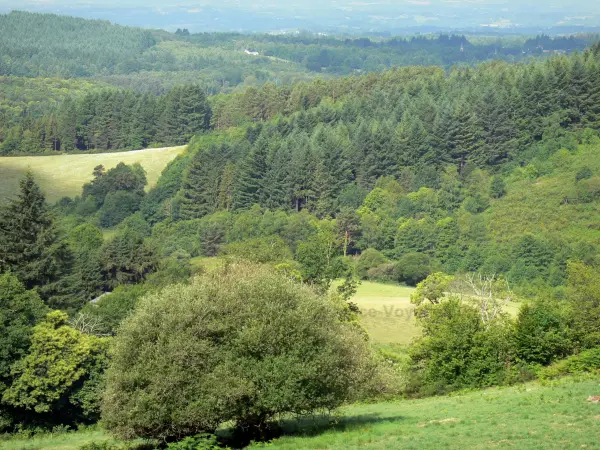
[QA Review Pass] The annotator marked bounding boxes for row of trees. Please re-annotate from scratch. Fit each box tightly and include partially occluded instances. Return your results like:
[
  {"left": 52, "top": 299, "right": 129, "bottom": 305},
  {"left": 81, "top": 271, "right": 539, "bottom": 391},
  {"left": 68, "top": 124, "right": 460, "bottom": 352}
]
[
  {"left": 172, "top": 50, "right": 600, "bottom": 221},
  {"left": 407, "top": 265, "right": 600, "bottom": 394},
  {"left": 0, "top": 85, "right": 211, "bottom": 154}
]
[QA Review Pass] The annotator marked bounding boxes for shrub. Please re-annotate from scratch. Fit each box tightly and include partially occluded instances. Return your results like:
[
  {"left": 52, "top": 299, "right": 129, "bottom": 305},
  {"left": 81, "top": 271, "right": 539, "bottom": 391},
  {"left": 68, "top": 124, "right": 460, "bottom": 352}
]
[
  {"left": 575, "top": 166, "right": 593, "bottom": 182},
  {"left": 356, "top": 248, "right": 387, "bottom": 279},
  {"left": 366, "top": 263, "right": 396, "bottom": 282},
  {"left": 393, "top": 253, "right": 431, "bottom": 286},
  {"left": 2, "top": 311, "right": 109, "bottom": 422},
  {"left": 102, "top": 264, "right": 379, "bottom": 442},
  {"left": 576, "top": 176, "right": 600, "bottom": 203},
  {"left": 515, "top": 300, "right": 573, "bottom": 365},
  {"left": 220, "top": 236, "right": 292, "bottom": 264},
  {"left": 166, "top": 434, "right": 222, "bottom": 450},
  {"left": 78, "top": 284, "right": 150, "bottom": 335},
  {"left": 539, "top": 348, "right": 600, "bottom": 380},
  {"left": 408, "top": 297, "right": 515, "bottom": 393}
]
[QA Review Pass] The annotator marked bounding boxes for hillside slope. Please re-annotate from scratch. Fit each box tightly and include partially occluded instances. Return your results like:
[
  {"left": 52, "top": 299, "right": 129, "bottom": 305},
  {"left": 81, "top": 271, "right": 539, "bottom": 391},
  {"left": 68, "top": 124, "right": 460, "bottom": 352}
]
[
  {"left": 0, "top": 146, "right": 186, "bottom": 203},
  {"left": 3, "top": 376, "right": 599, "bottom": 449}
]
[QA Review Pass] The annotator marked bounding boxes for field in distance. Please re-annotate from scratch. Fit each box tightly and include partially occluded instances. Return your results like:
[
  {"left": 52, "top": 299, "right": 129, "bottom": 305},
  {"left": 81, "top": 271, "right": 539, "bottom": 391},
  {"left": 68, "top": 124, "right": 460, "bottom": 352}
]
[
  {"left": 0, "top": 146, "right": 186, "bottom": 203},
  {"left": 4, "top": 376, "right": 599, "bottom": 449}
]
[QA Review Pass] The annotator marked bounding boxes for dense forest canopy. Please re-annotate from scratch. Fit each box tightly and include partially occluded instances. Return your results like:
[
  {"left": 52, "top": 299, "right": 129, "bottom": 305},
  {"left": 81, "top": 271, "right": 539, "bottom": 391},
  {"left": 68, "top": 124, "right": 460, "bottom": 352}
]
[{"left": 0, "top": 11, "right": 597, "bottom": 155}]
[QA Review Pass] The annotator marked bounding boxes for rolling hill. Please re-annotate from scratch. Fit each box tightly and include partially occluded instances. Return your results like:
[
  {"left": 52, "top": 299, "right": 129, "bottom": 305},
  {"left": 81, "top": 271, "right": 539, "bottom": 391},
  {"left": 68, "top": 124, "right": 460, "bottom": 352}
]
[{"left": 0, "top": 146, "right": 186, "bottom": 203}]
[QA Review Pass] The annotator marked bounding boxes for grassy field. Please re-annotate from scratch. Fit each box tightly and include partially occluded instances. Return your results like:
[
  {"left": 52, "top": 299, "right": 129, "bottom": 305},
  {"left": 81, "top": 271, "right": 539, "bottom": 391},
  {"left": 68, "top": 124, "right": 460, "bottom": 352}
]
[
  {"left": 187, "top": 261, "right": 520, "bottom": 346},
  {"left": 0, "top": 146, "right": 186, "bottom": 204},
  {"left": 4, "top": 376, "right": 600, "bottom": 449},
  {"left": 350, "top": 281, "right": 419, "bottom": 345}
]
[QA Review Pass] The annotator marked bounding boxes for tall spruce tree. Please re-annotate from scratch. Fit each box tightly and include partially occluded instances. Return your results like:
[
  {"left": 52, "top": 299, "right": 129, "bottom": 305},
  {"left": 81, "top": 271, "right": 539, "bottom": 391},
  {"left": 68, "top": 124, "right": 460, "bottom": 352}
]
[
  {"left": 178, "top": 147, "right": 224, "bottom": 220},
  {"left": 0, "top": 172, "right": 71, "bottom": 306},
  {"left": 233, "top": 135, "right": 269, "bottom": 210}
]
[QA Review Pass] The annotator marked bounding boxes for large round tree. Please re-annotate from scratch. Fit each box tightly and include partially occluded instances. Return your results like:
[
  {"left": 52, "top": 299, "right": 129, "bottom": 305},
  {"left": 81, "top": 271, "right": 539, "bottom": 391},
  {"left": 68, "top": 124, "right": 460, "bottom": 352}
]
[{"left": 102, "top": 263, "right": 378, "bottom": 441}]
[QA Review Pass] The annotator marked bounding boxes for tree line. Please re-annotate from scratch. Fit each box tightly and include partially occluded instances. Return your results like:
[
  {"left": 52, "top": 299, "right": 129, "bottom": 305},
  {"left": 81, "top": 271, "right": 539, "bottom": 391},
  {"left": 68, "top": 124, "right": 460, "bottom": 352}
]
[{"left": 0, "top": 85, "right": 211, "bottom": 154}]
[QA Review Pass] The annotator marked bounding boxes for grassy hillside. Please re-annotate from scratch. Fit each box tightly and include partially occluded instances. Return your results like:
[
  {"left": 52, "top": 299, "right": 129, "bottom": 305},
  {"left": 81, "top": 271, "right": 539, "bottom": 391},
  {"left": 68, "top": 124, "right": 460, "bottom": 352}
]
[
  {"left": 4, "top": 376, "right": 600, "bottom": 449},
  {"left": 487, "top": 145, "right": 600, "bottom": 246},
  {"left": 0, "top": 146, "right": 186, "bottom": 203}
]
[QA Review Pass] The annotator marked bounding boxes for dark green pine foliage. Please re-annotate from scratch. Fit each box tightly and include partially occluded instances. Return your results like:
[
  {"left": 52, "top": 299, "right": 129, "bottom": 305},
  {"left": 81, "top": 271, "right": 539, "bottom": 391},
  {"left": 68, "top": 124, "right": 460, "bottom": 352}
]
[
  {"left": 263, "top": 145, "right": 291, "bottom": 211},
  {"left": 448, "top": 101, "right": 481, "bottom": 172},
  {"left": 0, "top": 172, "right": 72, "bottom": 305},
  {"left": 158, "top": 85, "right": 211, "bottom": 145},
  {"left": 363, "top": 120, "right": 398, "bottom": 186},
  {"left": 287, "top": 134, "right": 318, "bottom": 212},
  {"left": 472, "top": 88, "right": 516, "bottom": 166},
  {"left": 233, "top": 134, "right": 269, "bottom": 210},
  {"left": 584, "top": 59, "right": 600, "bottom": 128},
  {"left": 179, "top": 145, "right": 229, "bottom": 220},
  {"left": 568, "top": 58, "right": 594, "bottom": 126}
]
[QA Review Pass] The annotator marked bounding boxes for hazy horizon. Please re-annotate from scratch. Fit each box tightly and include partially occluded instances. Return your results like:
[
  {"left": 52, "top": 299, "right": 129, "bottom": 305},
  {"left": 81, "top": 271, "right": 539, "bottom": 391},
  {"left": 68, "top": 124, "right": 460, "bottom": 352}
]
[{"left": 1, "top": 0, "right": 599, "bottom": 34}]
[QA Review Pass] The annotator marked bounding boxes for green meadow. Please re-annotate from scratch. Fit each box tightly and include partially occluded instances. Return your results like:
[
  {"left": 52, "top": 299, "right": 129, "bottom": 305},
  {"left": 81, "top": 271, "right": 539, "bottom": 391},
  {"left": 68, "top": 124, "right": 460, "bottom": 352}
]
[
  {"left": 0, "top": 146, "right": 186, "bottom": 203},
  {"left": 4, "top": 376, "right": 600, "bottom": 449}
]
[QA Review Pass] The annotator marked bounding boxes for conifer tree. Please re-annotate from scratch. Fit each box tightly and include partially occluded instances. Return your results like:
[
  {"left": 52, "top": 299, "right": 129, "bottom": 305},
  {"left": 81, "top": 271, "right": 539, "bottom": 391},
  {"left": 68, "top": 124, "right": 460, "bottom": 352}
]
[
  {"left": 233, "top": 135, "right": 269, "bottom": 210},
  {"left": 178, "top": 147, "right": 223, "bottom": 220},
  {"left": 0, "top": 172, "right": 71, "bottom": 305}
]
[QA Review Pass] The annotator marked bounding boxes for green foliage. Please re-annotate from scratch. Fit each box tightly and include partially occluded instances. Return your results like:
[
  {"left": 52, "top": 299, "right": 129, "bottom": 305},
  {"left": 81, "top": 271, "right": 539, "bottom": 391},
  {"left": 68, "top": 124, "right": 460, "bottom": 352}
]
[
  {"left": 78, "top": 284, "right": 150, "bottom": 336},
  {"left": 102, "top": 264, "right": 379, "bottom": 441},
  {"left": 0, "top": 172, "right": 72, "bottom": 307},
  {"left": 100, "top": 229, "right": 158, "bottom": 288},
  {"left": 410, "top": 272, "right": 452, "bottom": 307},
  {"left": 539, "top": 347, "right": 600, "bottom": 380},
  {"left": 356, "top": 249, "right": 387, "bottom": 280},
  {"left": 409, "top": 297, "right": 515, "bottom": 393},
  {"left": 166, "top": 434, "right": 222, "bottom": 450},
  {"left": 576, "top": 176, "right": 600, "bottom": 203},
  {"left": 296, "top": 229, "right": 346, "bottom": 290},
  {"left": 99, "top": 191, "right": 144, "bottom": 228},
  {"left": 221, "top": 236, "right": 292, "bottom": 264},
  {"left": 566, "top": 262, "right": 600, "bottom": 349},
  {"left": 515, "top": 299, "right": 573, "bottom": 365},
  {"left": 83, "top": 163, "right": 147, "bottom": 209},
  {"left": 393, "top": 253, "right": 432, "bottom": 286},
  {"left": 575, "top": 166, "right": 593, "bottom": 182},
  {"left": 0, "top": 274, "right": 49, "bottom": 430},
  {"left": 2, "top": 311, "right": 109, "bottom": 421}
]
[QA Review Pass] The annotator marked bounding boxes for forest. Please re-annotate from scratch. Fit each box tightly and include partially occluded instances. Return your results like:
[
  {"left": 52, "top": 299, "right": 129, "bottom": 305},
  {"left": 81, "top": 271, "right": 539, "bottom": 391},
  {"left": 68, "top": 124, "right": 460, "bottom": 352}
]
[
  {"left": 2, "top": 10, "right": 600, "bottom": 450},
  {"left": 1, "top": 11, "right": 598, "bottom": 156}
]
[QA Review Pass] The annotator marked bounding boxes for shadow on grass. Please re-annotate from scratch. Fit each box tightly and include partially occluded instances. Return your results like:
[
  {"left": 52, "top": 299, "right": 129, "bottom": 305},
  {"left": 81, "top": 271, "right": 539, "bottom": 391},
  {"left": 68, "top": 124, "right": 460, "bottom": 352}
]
[{"left": 220, "top": 413, "right": 405, "bottom": 448}]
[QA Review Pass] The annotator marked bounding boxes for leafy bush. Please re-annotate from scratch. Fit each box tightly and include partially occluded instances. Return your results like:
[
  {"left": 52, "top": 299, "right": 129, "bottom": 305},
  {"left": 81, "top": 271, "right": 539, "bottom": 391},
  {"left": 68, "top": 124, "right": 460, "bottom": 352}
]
[
  {"left": 220, "top": 236, "right": 292, "bottom": 264},
  {"left": 576, "top": 176, "right": 600, "bottom": 203},
  {"left": 539, "top": 348, "right": 600, "bottom": 380},
  {"left": 366, "top": 263, "right": 396, "bottom": 282},
  {"left": 167, "top": 434, "right": 223, "bottom": 450},
  {"left": 515, "top": 300, "right": 573, "bottom": 365},
  {"left": 408, "top": 297, "right": 515, "bottom": 393},
  {"left": 78, "top": 284, "right": 150, "bottom": 335},
  {"left": 2, "top": 311, "right": 109, "bottom": 422},
  {"left": 393, "top": 253, "right": 432, "bottom": 286},
  {"left": 356, "top": 248, "right": 387, "bottom": 279},
  {"left": 102, "top": 264, "right": 379, "bottom": 441}
]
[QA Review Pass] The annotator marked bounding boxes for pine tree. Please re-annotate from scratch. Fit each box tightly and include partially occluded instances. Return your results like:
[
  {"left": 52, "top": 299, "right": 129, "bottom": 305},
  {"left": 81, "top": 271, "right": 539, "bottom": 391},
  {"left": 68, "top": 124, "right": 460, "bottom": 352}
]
[
  {"left": 217, "top": 161, "right": 236, "bottom": 211},
  {"left": 472, "top": 88, "right": 516, "bottom": 166},
  {"left": 448, "top": 101, "right": 481, "bottom": 173},
  {"left": 233, "top": 135, "right": 269, "bottom": 210},
  {"left": 0, "top": 172, "right": 72, "bottom": 305},
  {"left": 178, "top": 147, "right": 223, "bottom": 220}
]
